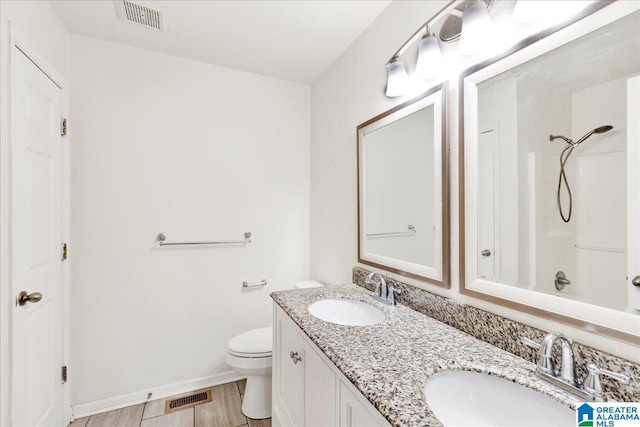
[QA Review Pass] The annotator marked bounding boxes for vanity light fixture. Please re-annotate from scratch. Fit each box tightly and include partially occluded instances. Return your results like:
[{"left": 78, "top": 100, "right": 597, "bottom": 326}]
[
  {"left": 415, "top": 28, "right": 445, "bottom": 79},
  {"left": 457, "top": 0, "right": 494, "bottom": 55},
  {"left": 385, "top": 57, "right": 411, "bottom": 97},
  {"left": 383, "top": 1, "right": 457, "bottom": 97},
  {"left": 383, "top": 0, "right": 490, "bottom": 97},
  {"left": 384, "top": 0, "right": 594, "bottom": 97}
]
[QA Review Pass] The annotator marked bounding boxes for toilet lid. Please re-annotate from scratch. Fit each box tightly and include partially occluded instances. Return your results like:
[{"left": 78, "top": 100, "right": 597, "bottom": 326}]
[
  {"left": 228, "top": 327, "right": 272, "bottom": 357},
  {"left": 295, "top": 280, "right": 324, "bottom": 289}
]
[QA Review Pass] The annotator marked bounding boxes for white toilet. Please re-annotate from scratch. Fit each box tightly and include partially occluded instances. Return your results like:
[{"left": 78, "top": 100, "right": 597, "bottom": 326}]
[
  {"left": 226, "top": 327, "right": 273, "bottom": 419},
  {"left": 226, "top": 280, "right": 324, "bottom": 419}
]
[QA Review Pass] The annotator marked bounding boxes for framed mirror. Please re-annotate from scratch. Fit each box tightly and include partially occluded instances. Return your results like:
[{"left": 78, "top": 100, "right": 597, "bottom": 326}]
[
  {"left": 358, "top": 83, "right": 449, "bottom": 287},
  {"left": 460, "top": 2, "right": 640, "bottom": 342}
]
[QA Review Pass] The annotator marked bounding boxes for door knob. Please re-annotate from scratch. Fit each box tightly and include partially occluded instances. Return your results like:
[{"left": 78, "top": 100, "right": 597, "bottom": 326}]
[
  {"left": 17, "top": 291, "right": 42, "bottom": 307},
  {"left": 481, "top": 249, "right": 491, "bottom": 257},
  {"left": 555, "top": 271, "right": 571, "bottom": 291},
  {"left": 632, "top": 276, "right": 640, "bottom": 287}
]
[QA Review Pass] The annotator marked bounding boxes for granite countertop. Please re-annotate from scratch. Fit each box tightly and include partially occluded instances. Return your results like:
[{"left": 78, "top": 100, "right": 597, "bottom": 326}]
[{"left": 271, "top": 283, "right": 582, "bottom": 427}]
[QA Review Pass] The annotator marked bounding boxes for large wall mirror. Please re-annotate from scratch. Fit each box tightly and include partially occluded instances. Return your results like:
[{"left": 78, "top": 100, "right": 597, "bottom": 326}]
[
  {"left": 358, "top": 83, "right": 449, "bottom": 287},
  {"left": 460, "top": 2, "right": 640, "bottom": 342}
]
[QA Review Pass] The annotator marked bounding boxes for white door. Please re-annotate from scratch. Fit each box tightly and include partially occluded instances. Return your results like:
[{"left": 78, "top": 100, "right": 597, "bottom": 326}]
[
  {"left": 477, "top": 127, "right": 496, "bottom": 280},
  {"left": 627, "top": 75, "right": 640, "bottom": 311},
  {"left": 11, "top": 45, "right": 64, "bottom": 427}
]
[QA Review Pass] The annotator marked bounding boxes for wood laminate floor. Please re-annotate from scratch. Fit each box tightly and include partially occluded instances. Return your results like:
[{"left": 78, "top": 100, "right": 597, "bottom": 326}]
[{"left": 69, "top": 380, "right": 271, "bottom": 427}]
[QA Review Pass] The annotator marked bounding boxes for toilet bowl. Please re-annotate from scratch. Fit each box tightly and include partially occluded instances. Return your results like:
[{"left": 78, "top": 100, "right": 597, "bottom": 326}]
[
  {"left": 226, "top": 280, "right": 324, "bottom": 419},
  {"left": 226, "top": 327, "right": 273, "bottom": 419}
]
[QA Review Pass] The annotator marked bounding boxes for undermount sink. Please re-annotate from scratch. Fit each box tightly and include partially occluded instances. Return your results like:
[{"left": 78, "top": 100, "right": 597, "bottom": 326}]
[
  {"left": 424, "top": 370, "right": 574, "bottom": 427},
  {"left": 308, "top": 299, "right": 385, "bottom": 326}
]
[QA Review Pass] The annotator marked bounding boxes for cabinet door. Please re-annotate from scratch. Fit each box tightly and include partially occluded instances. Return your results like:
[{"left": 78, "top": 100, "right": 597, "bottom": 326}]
[
  {"left": 276, "top": 305, "right": 382, "bottom": 427},
  {"left": 303, "top": 340, "right": 336, "bottom": 427},
  {"left": 275, "top": 311, "right": 304, "bottom": 426},
  {"left": 340, "top": 381, "right": 382, "bottom": 427}
]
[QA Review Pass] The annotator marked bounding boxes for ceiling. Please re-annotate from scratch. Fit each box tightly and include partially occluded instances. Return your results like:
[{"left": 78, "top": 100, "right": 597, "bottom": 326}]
[{"left": 49, "top": 0, "right": 391, "bottom": 84}]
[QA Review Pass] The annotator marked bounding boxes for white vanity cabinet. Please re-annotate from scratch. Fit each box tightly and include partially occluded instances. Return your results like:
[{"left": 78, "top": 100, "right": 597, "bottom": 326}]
[
  {"left": 339, "top": 382, "right": 382, "bottom": 427},
  {"left": 272, "top": 303, "right": 390, "bottom": 427},
  {"left": 273, "top": 305, "right": 336, "bottom": 427}
]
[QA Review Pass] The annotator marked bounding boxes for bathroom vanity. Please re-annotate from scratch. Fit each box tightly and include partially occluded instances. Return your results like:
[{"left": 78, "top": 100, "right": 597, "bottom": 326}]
[
  {"left": 271, "top": 283, "right": 586, "bottom": 427},
  {"left": 272, "top": 301, "right": 389, "bottom": 427},
  {"left": 270, "top": 4, "right": 640, "bottom": 426}
]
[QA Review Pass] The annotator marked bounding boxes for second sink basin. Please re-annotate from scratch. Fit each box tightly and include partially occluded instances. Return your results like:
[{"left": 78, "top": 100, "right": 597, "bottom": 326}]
[
  {"left": 424, "top": 370, "right": 575, "bottom": 427},
  {"left": 308, "top": 299, "right": 385, "bottom": 326}
]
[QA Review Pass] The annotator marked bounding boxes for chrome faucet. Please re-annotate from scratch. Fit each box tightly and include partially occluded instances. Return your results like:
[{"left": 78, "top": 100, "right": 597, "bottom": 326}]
[
  {"left": 522, "top": 332, "right": 629, "bottom": 402},
  {"left": 537, "top": 332, "right": 576, "bottom": 385},
  {"left": 364, "top": 272, "right": 400, "bottom": 305},
  {"left": 365, "top": 271, "right": 387, "bottom": 299}
]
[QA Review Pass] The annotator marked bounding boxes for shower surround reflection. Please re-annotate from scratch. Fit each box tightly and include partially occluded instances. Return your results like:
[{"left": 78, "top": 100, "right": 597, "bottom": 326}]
[{"left": 474, "top": 11, "right": 639, "bottom": 313}]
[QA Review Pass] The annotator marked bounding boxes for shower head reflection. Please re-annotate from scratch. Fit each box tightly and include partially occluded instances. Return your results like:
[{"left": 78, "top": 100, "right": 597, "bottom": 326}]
[
  {"left": 551, "top": 125, "right": 613, "bottom": 222},
  {"left": 550, "top": 125, "right": 613, "bottom": 147}
]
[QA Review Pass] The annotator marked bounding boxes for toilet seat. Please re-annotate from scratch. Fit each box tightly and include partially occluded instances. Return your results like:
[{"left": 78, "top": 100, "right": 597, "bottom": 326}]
[{"left": 228, "top": 327, "right": 272, "bottom": 358}]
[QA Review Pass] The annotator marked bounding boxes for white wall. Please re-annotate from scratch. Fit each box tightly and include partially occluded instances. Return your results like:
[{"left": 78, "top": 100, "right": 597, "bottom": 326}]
[
  {"left": 0, "top": 2, "right": 70, "bottom": 425},
  {"left": 310, "top": 1, "right": 449, "bottom": 285},
  {"left": 69, "top": 36, "right": 310, "bottom": 409},
  {"left": 310, "top": 1, "right": 639, "bottom": 361}
]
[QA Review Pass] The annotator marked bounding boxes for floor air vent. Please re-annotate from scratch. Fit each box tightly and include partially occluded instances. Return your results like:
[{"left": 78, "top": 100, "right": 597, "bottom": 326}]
[
  {"left": 164, "top": 389, "right": 212, "bottom": 414},
  {"left": 115, "top": 0, "right": 167, "bottom": 32}
]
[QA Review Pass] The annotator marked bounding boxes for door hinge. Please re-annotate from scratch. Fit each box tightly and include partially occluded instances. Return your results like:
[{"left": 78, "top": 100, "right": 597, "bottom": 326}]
[
  {"left": 61, "top": 118, "right": 67, "bottom": 136},
  {"left": 62, "top": 243, "right": 68, "bottom": 261},
  {"left": 62, "top": 365, "right": 68, "bottom": 383}
]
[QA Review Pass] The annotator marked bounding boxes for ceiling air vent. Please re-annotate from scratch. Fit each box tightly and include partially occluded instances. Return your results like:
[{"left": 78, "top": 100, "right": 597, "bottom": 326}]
[{"left": 115, "top": 0, "right": 167, "bottom": 32}]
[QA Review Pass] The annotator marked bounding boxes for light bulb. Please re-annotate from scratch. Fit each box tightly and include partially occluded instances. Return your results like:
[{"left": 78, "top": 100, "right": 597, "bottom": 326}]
[
  {"left": 385, "top": 58, "right": 410, "bottom": 97},
  {"left": 458, "top": 1, "right": 493, "bottom": 56},
  {"left": 415, "top": 34, "right": 444, "bottom": 79}
]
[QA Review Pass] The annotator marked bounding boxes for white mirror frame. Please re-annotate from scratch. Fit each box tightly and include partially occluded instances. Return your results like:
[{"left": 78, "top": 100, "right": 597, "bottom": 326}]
[
  {"left": 460, "top": 1, "right": 640, "bottom": 343},
  {"left": 358, "top": 83, "right": 449, "bottom": 287}
]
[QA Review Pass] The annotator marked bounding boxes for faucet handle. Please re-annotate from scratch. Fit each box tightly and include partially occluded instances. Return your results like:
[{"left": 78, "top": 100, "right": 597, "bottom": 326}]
[
  {"left": 585, "top": 363, "right": 630, "bottom": 385},
  {"left": 521, "top": 336, "right": 541, "bottom": 350},
  {"left": 387, "top": 286, "right": 401, "bottom": 305},
  {"left": 582, "top": 363, "right": 630, "bottom": 401}
]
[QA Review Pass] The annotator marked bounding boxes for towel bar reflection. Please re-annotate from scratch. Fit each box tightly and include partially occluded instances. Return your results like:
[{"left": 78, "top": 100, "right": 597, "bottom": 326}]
[
  {"left": 156, "top": 232, "right": 251, "bottom": 246},
  {"left": 366, "top": 225, "right": 416, "bottom": 238},
  {"left": 243, "top": 279, "right": 267, "bottom": 288}
]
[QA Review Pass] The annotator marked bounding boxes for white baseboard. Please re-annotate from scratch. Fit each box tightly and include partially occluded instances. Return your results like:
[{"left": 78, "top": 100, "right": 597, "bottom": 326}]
[{"left": 71, "top": 371, "right": 244, "bottom": 420}]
